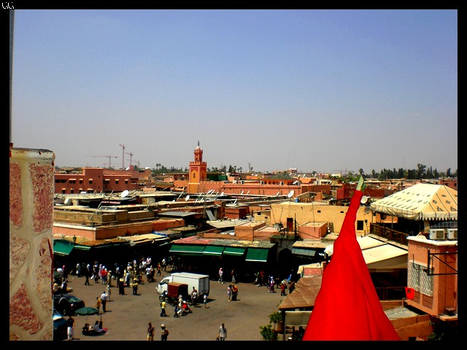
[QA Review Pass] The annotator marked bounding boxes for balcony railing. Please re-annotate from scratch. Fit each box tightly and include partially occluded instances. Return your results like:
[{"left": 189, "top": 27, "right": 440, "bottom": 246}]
[{"left": 370, "top": 223, "right": 409, "bottom": 245}]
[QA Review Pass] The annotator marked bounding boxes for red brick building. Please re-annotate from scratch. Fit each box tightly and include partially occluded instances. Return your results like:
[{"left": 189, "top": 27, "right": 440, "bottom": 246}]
[{"left": 55, "top": 167, "right": 152, "bottom": 194}]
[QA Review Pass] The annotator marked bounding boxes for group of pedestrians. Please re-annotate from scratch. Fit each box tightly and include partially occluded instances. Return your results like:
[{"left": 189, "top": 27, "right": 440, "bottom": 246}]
[
  {"left": 146, "top": 322, "right": 227, "bottom": 341},
  {"left": 254, "top": 270, "right": 296, "bottom": 296},
  {"left": 146, "top": 322, "right": 169, "bottom": 341}
]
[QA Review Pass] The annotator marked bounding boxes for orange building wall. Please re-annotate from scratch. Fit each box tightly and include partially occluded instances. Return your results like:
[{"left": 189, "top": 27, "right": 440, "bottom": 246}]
[
  {"left": 53, "top": 218, "right": 185, "bottom": 241},
  {"left": 55, "top": 167, "right": 140, "bottom": 194},
  {"left": 406, "top": 238, "right": 458, "bottom": 316}
]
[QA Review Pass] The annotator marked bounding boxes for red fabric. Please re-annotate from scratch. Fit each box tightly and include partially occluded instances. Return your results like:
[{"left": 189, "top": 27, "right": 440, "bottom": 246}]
[
  {"left": 405, "top": 287, "right": 415, "bottom": 300},
  {"left": 303, "top": 190, "right": 399, "bottom": 340}
]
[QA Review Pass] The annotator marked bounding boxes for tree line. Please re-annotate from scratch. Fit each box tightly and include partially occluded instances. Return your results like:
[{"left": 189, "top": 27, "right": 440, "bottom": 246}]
[{"left": 360, "top": 164, "right": 457, "bottom": 181}]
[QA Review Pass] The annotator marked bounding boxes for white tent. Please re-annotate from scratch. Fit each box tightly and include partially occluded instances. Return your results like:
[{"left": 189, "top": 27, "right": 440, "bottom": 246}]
[{"left": 370, "top": 183, "right": 457, "bottom": 221}]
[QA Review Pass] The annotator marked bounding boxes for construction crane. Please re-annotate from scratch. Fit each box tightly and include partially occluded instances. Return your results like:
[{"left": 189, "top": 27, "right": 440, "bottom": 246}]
[
  {"left": 119, "top": 144, "right": 125, "bottom": 169},
  {"left": 91, "top": 155, "right": 118, "bottom": 168}
]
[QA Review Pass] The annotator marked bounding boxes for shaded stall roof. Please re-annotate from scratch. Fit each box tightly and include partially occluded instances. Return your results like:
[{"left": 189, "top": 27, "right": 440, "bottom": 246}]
[
  {"left": 118, "top": 233, "right": 169, "bottom": 246},
  {"left": 278, "top": 275, "right": 322, "bottom": 310},
  {"left": 172, "top": 235, "right": 275, "bottom": 249},
  {"left": 370, "top": 183, "right": 457, "bottom": 221}
]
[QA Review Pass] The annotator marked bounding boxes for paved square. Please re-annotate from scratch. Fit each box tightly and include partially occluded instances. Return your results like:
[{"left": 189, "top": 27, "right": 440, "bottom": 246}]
[{"left": 65, "top": 271, "right": 286, "bottom": 341}]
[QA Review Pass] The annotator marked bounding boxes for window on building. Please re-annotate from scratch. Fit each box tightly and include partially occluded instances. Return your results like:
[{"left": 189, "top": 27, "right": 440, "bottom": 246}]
[
  {"left": 408, "top": 261, "right": 433, "bottom": 296},
  {"left": 115, "top": 180, "right": 119, "bottom": 184},
  {"left": 357, "top": 220, "right": 364, "bottom": 230},
  {"left": 89, "top": 180, "right": 93, "bottom": 184}
]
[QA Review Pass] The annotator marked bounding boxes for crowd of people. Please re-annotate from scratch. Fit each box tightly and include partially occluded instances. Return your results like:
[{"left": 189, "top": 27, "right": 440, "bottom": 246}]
[{"left": 58, "top": 256, "right": 296, "bottom": 341}]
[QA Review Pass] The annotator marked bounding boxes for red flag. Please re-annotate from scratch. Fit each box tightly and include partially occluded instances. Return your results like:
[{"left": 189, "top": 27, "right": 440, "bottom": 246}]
[{"left": 302, "top": 190, "right": 399, "bottom": 340}]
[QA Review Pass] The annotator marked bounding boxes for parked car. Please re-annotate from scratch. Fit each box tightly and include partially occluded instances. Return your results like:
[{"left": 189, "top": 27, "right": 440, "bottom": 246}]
[
  {"left": 53, "top": 309, "right": 68, "bottom": 341},
  {"left": 53, "top": 294, "right": 85, "bottom": 316}
]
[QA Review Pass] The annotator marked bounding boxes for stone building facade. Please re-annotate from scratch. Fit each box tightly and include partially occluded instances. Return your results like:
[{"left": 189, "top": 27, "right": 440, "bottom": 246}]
[{"left": 10, "top": 147, "right": 55, "bottom": 340}]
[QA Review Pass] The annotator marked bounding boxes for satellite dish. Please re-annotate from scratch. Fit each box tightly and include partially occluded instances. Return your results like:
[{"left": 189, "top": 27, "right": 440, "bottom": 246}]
[
  {"left": 125, "top": 167, "right": 130, "bottom": 171},
  {"left": 287, "top": 190, "right": 294, "bottom": 198},
  {"left": 361, "top": 196, "right": 369, "bottom": 204},
  {"left": 220, "top": 192, "right": 224, "bottom": 197},
  {"left": 64, "top": 197, "right": 71, "bottom": 205},
  {"left": 185, "top": 195, "right": 190, "bottom": 201},
  {"left": 121, "top": 190, "right": 129, "bottom": 198}
]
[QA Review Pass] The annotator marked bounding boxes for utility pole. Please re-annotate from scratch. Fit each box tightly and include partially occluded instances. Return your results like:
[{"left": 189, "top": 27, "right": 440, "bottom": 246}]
[{"left": 119, "top": 144, "right": 125, "bottom": 169}]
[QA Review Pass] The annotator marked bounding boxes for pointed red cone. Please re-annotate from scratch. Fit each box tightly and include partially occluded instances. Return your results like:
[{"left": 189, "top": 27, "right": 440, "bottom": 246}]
[{"left": 302, "top": 190, "right": 399, "bottom": 340}]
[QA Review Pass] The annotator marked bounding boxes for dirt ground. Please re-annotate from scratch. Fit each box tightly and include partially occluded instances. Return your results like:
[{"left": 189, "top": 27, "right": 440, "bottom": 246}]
[{"left": 64, "top": 271, "right": 286, "bottom": 341}]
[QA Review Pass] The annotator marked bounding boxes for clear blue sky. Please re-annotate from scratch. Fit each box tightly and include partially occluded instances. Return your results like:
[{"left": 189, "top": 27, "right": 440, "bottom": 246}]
[{"left": 11, "top": 10, "right": 457, "bottom": 174}]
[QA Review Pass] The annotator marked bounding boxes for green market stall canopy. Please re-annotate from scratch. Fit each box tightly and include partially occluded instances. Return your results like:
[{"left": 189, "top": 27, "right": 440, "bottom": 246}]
[{"left": 169, "top": 236, "right": 274, "bottom": 263}]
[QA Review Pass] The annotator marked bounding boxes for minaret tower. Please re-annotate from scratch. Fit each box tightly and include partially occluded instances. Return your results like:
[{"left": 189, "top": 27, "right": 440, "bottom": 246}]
[{"left": 188, "top": 141, "right": 207, "bottom": 194}]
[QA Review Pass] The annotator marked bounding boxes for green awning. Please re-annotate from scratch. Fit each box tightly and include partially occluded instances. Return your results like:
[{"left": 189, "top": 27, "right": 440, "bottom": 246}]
[
  {"left": 223, "top": 246, "right": 246, "bottom": 256},
  {"left": 291, "top": 248, "right": 316, "bottom": 257},
  {"left": 53, "top": 240, "right": 74, "bottom": 256},
  {"left": 73, "top": 244, "right": 91, "bottom": 251},
  {"left": 169, "top": 244, "right": 205, "bottom": 256},
  {"left": 203, "top": 245, "right": 224, "bottom": 256},
  {"left": 245, "top": 248, "right": 269, "bottom": 262}
]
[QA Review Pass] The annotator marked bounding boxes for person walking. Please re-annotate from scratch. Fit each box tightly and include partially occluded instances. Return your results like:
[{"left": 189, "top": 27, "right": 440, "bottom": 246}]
[
  {"left": 218, "top": 267, "right": 224, "bottom": 284},
  {"left": 131, "top": 278, "right": 139, "bottom": 295},
  {"left": 66, "top": 316, "right": 74, "bottom": 341},
  {"left": 160, "top": 300, "right": 167, "bottom": 317},
  {"left": 203, "top": 293, "right": 208, "bottom": 309},
  {"left": 100, "top": 291, "right": 107, "bottom": 313},
  {"left": 84, "top": 265, "right": 90, "bottom": 286},
  {"left": 218, "top": 323, "right": 227, "bottom": 341},
  {"left": 147, "top": 322, "right": 154, "bottom": 341},
  {"left": 280, "top": 281, "right": 287, "bottom": 296},
  {"left": 227, "top": 285, "right": 232, "bottom": 302},
  {"left": 106, "top": 282, "right": 112, "bottom": 302},
  {"left": 118, "top": 277, "right": 125, "bottom": 295},
  {"left": 160, "top": 324, "right": 169, "bottom": 341}
]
